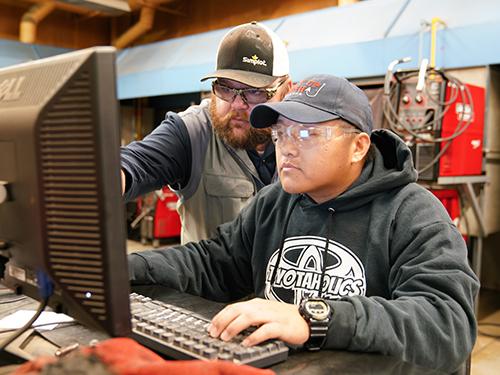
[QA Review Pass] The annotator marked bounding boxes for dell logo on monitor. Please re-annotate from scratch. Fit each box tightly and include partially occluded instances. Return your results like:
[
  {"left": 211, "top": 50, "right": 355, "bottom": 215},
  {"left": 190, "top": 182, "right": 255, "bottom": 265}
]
[{"left": 0, "top": 76, "right": 25, "bottom": 102}]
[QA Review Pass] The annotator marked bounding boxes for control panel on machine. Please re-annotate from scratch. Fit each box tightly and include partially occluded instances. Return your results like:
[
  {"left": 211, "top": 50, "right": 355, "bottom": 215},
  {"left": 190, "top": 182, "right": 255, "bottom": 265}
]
[{"left": 383, "top": 58, "right": 485, "bottom": 180}]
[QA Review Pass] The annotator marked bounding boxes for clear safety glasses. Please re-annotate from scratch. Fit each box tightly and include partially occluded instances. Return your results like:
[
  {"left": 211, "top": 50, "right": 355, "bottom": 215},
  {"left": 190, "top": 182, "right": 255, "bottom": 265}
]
[{"left": 270, "top": 123, "right": 361, "bottom": 148}]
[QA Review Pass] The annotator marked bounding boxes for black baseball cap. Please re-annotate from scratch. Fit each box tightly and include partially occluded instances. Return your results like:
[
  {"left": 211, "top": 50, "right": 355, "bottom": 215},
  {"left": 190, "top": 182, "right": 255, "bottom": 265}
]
[
  {"left": 250, "top": 74, "right": 373, "bottom": 134},
  {"left": 201, "top": 21, "right": 289, "bottom": 88}
]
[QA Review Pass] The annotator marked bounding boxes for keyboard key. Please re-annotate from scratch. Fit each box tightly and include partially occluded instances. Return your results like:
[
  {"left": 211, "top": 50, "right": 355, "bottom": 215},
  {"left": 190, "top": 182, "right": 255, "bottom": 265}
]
[
  {"left": 174, "top": 337, "right": 186, "bottom": 347},
  {"left": 202, "top": 347, "right": 218, "bottom": 360},
  {"left": 152, "top": 328, "right": 165, "bottom": 338},
  {"left": 160, "top": 332, "right": 174, "bottom": 343},
  {"left": 182, "top": 340, "right": 196, "bottom": 350}
]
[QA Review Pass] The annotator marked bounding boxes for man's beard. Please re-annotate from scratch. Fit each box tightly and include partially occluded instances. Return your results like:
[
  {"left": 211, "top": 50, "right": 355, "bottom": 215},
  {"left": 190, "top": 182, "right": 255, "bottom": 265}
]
[{"left": 209, "top": 97, "right": 271, "bottom": 150}]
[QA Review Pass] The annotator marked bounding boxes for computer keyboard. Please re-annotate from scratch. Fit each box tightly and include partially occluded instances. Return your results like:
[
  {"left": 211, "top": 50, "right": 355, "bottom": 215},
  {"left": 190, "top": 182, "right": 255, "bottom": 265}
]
[{"left": 129, "top": 293, "right": 289, "bottom": 368}]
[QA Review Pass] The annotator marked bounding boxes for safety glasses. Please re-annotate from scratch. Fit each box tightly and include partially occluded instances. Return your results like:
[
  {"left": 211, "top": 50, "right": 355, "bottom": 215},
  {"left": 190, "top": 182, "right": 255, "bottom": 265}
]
[
  {"left": 212, "top": 79, "right": 286, "bottom": 105},
  {"left": 271, "top": 123, "right": 361, "bottom": 148}
]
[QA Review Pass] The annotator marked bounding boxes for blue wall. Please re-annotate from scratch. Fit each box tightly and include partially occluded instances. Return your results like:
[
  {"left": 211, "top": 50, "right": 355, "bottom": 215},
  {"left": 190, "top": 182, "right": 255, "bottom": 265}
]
[{"left": 0, "top": 39, "right": 71, "bottom": 69}]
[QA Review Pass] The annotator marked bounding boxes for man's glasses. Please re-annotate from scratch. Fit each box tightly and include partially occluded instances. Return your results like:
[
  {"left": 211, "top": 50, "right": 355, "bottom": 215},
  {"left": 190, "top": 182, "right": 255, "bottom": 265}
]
[
  {"left": 212, "top": 79, "right": 286, "bottom": 105},
  {"left": 271, "top": 123, "right": 361, "bottom": 148}
]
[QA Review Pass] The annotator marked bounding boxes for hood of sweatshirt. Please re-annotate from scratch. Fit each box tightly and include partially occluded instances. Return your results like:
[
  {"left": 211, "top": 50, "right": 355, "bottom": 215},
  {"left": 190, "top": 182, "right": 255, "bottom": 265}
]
[{"left": 299, "top": 129, "right": 418, "bottom": 212}]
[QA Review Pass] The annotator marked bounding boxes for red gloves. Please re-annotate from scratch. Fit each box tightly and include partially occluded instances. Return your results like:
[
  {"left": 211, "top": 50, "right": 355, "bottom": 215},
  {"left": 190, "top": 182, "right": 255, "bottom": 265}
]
[{"left": 13, "top": 337, "right": 276, "bottom": 375}]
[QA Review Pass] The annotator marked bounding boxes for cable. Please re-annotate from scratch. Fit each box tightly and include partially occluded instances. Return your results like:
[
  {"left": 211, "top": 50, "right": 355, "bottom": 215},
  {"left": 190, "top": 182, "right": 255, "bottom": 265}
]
[
  {"left": 417, "top": 141, "right": 451, "bottom": 175},
  {"left": 0, "top": 296, "right": 27, "bottom": 304},
  {"left": 0, "top": 320, "right": 76, "bottom": 335},
  {"left": 383, "top": 69, "right": 470, "bottom": 141},
  {"left": 457, "top": 188, "right": 470, "bottom": 236},
  {"left": 384, "top": 69, "right": 472, "bottom": 143},
  {"left": 0, "top": 297, "right": 49, "bottom": 351}
]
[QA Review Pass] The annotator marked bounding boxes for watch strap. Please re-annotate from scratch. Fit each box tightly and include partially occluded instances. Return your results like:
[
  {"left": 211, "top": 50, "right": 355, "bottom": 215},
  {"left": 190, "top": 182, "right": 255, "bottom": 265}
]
[
  {"left": 304, "top": 319, "right": 329, "bottom": 350},
  {"left": 300, "top": 298, "right": 332, "bottom": 351}
]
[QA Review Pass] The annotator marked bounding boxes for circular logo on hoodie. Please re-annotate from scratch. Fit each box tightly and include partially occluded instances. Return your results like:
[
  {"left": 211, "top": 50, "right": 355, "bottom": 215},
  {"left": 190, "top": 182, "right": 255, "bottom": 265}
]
[{"left": 264, "top": 236, "right": 366, "bottom": 304}]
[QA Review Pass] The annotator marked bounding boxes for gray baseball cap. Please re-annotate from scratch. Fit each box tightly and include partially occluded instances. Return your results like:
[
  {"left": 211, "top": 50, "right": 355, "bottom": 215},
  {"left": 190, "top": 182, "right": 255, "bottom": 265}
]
[{"left": 250, "top": 74, "right": 373, "bottom": 134}]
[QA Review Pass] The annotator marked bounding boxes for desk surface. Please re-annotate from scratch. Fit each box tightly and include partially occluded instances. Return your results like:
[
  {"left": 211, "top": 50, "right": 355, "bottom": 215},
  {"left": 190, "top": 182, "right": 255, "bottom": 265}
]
[
  {"left": 0, "top": 286, "right": 448, "bottom": 375},
  {"left": 133, "top": 285, "right": 447, "bottom": 375}
]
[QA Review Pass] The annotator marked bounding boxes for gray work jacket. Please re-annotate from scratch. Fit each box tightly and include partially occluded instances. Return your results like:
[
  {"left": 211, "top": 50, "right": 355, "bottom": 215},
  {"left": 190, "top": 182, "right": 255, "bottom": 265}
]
[{"left": 174, "top": 100, "right": 261, "bottom": 244}]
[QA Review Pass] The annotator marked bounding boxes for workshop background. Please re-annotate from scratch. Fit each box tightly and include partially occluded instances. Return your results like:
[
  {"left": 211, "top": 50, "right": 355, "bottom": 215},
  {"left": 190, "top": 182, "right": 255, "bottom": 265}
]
[{"left": 1, "top": 1, "right": 499, "bottom": 373}]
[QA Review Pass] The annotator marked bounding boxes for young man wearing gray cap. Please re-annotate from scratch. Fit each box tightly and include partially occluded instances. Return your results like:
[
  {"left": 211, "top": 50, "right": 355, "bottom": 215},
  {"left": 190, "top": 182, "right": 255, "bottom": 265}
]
[
  {"left": 128, "top": 74, "right": 479, "bottom": 372},
  {"left": 121, "top": 22, "right": 291, "bottom": 243}
]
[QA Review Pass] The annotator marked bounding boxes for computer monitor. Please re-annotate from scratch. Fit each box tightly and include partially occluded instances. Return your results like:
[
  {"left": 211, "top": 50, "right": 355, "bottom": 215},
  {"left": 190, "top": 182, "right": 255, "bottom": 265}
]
[{"left": 0, "top": 47, "right": 131, "bottom": 337}]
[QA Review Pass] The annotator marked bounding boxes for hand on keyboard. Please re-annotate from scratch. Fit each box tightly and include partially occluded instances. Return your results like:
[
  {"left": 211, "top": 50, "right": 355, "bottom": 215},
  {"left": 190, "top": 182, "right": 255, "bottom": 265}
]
[
  {"left": 208, "top": 297, "right": 309, "bottom": 347},
  {"left": 130, "top": 293, "right": 289, "bottom": 368}
]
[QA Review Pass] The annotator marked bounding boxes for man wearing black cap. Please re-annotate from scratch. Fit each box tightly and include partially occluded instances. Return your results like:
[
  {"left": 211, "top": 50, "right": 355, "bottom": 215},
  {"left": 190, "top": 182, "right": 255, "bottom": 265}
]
[
  {"left": 128, "top": 74, "right": 479, "bottom": 372},
  {"left": 121, "top": 21, "right": 291, "bottom": 243}
]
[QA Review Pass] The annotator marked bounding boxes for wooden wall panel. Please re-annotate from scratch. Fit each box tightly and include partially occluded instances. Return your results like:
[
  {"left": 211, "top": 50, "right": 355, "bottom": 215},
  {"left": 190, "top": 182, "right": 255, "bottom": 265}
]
[
  {"left": 35, "top": 11, "right": 110, "bottom": 48},
  {"left": 0, "top": 2, "right": 110, "bottom": 48},
  {"left": 0, "top": 0, "right": 341, "bottom": 49},
  {"left": 0, "top": 4, "right": 24, "bottom": 40},
  {"left": 136, "top": 0, "right": 339, "bottom": 44}
]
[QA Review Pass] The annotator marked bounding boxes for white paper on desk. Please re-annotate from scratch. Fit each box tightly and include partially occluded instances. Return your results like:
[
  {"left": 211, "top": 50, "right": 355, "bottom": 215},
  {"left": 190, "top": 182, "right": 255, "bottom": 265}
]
[{"left": 0, "top": 310, "right": 74, "bottom": 331}]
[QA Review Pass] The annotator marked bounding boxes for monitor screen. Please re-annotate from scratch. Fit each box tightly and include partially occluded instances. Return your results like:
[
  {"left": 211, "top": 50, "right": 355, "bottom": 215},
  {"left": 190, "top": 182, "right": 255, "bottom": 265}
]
[{"left": 0, "top": 47, "right": 131, "bottom": 337}]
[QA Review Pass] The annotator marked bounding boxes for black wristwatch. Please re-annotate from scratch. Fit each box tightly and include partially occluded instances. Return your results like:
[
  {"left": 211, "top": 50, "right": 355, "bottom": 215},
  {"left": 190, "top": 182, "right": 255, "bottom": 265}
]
[{"left": 299, "top": 297, "right": 332, "bottom": 351}]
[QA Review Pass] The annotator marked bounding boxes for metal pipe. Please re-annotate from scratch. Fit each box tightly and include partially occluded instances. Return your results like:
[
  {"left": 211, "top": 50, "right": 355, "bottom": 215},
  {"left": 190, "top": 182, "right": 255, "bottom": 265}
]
[
  {"left": 429, "top": 17, "right": 446, "bottom": 68},
  {"left": 383, "top": 0, "right": 411, "bottom": 38},
  {"left": 113, "top": 6, "right": 155, "bottom": 49},
  {"left": 461, "top": 182, "right": 487, "bottom": 238},
  {"left": 20, "top": 2, "right": 56, "bottom": 44}
]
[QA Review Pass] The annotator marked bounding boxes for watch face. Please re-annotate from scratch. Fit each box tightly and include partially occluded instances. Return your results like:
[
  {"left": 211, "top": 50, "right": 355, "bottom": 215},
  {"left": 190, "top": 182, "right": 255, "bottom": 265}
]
[{"left": 305, "top": 300, "right": 330, "bottom": 321}]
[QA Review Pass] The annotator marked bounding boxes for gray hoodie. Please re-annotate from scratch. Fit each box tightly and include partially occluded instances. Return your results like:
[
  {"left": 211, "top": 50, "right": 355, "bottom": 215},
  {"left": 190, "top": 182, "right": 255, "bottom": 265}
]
[{"left": 129, "top": 129, "right": 479, "bottom": 372}]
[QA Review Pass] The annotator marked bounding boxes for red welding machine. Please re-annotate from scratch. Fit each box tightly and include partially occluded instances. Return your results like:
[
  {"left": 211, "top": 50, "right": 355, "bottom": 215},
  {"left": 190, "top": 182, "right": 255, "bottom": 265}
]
[
  {"left": 134, "top": 187, "right": 181, "bottom": 247},
  {"left": 438, "top": 83, "right": 485, "bottom": 177}
]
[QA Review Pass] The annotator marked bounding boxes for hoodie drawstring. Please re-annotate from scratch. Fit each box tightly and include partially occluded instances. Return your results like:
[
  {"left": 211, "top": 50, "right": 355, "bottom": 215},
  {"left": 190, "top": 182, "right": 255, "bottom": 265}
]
[
  {"left": 317, "top": 207, "right": 336, "bottom": 297},
  {"left": 270, "top": 197, "right": 337, "bottom": 299},
  {"left": 270, "top": 196, "right": 301, "bottom": 288}
]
